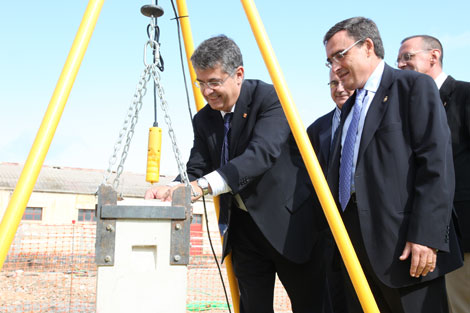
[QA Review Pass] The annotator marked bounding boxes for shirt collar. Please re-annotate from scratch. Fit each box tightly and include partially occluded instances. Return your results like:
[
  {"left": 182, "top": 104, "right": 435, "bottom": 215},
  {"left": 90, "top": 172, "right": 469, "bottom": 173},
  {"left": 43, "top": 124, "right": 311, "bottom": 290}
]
[
  {"left": 220, "top": 104, "right": 236, "bottom": 118},
  {"left": 362, "top": 60, "right": 385, "bottom": 94},
  {"left": 434, "top": 72, "right": 448, "bottom": 90}
]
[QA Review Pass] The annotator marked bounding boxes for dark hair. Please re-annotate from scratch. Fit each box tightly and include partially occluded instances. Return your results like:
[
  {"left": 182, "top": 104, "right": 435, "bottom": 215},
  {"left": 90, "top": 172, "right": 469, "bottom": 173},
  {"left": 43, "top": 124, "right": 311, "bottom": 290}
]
[
  {"left": 190, "top": 35, "right": 243, "bottom": 73},
  {"left": 401, "top": 35, "right": 444, "bottom": 66},
  {"left": 323, "top": 17, "right": 385, "bottom": 59}
]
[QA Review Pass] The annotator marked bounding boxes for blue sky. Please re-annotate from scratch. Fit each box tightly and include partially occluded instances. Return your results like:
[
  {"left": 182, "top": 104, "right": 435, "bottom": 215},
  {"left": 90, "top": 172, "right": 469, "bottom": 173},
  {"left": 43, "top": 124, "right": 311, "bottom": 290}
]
[{"left": 1, "top": 0, "right": 470, "bottom": 177}]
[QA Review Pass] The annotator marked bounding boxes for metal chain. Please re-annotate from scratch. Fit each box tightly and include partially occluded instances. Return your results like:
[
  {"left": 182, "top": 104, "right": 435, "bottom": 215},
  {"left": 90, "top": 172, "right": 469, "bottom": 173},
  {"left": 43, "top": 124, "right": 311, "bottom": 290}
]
[
  {"left": 102, "top": 17, "right": 190, "bottom": 191},
  {"left": 101, "top": 66, "right": 151, "bottom": 190},
  {"left": 150, "top": 65, "right": 190, "bottom": 186}
]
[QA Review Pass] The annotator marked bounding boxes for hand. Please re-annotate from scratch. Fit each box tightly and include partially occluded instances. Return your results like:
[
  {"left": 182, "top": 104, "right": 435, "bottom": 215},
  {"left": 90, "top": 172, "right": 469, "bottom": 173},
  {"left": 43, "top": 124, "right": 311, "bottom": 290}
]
[
  {"left": 190, "top": 180, "right": 204, "bottom": 203},
  {"left": 144, "top": 185, "right": 175, "bottom": 201},
  {"left": 399, "top": 241, "right": 437, "bottom": 278}
]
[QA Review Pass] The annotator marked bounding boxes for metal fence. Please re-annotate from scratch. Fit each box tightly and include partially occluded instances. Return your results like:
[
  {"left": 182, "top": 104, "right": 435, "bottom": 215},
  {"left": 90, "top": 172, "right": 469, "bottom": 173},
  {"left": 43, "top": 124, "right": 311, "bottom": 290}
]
[{"left": 1, "top": 222, "right": 291, "bottom": 312}]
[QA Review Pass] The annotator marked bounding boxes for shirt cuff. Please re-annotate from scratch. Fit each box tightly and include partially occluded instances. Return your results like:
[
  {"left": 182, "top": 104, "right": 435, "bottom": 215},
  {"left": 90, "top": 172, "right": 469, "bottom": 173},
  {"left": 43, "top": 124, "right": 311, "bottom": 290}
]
[{"left": 205, "top": 171, "right": 231, "bottom": 196}]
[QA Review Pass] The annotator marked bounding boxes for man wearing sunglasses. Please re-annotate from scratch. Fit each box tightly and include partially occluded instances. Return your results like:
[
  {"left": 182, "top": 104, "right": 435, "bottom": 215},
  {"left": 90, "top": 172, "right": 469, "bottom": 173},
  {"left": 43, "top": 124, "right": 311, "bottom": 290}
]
[
  {"left": 398, "top": 34, "right": 470, "bottom": 313},
  {"left": 145, "top": 35, "right": 329, "bottom": 313},
  {"left": 323, "top": 17, "right": 462, "bottom": 312}
]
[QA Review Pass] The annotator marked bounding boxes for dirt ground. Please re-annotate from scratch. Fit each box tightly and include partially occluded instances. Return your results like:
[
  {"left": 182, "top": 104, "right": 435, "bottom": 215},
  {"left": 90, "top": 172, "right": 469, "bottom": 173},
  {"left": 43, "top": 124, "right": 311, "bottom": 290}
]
[{"left": 0, "top": 266, "right": 291, "bottom": 313}]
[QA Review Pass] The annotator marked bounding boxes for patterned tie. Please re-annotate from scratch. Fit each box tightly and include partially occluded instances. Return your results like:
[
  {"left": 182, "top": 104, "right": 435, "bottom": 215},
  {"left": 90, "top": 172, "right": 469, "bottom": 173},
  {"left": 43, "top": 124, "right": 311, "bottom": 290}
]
[
  {"left": 218, "top": 113, "right": 233, "bottom": 236},
  {"left": 339, "top": 89, "right": 366, "bottom": 210},
  {"left": 220, "top": 113, "right": 233, "bottom": 166}
]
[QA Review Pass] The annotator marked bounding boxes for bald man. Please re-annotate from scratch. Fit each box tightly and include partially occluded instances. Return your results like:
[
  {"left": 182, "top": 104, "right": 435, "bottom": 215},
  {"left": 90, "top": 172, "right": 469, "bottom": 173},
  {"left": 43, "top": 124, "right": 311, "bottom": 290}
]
[{"left": 398, "top": 34, "right": 470, "bottom": 313}]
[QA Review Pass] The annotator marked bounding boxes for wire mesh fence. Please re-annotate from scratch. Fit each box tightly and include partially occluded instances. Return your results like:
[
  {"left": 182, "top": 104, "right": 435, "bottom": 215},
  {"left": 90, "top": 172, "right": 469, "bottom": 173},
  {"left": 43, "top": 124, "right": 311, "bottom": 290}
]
[{"left": 1, "top": 222, "right": 292, "bottom": 312}]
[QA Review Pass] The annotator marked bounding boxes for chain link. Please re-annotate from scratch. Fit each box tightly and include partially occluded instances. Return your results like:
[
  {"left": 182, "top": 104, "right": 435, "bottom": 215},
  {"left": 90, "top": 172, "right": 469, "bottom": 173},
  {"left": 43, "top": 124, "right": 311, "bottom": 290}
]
[{"left": 150, "top": 65, "right": 190, "bottom": 186}]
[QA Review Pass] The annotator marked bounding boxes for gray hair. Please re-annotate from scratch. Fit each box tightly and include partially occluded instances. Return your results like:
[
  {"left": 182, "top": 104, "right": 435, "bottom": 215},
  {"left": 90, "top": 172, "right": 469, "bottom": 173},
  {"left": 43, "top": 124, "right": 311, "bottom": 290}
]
[
  {"left": 190, "top": 35, "right": 243, "bottom": 73},
  {"left": 401, "top": 35, "right": 444, "bottom": 66},
  {"left": 323, "top": 17, "right": 385, "bottom": 59}
]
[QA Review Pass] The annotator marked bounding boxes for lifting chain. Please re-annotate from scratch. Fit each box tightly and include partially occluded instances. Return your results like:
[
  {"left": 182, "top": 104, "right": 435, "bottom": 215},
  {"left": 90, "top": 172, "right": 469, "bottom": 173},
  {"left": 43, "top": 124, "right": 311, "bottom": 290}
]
[{"left": 101, "top": 17, "right": 190, "bottom": 192}]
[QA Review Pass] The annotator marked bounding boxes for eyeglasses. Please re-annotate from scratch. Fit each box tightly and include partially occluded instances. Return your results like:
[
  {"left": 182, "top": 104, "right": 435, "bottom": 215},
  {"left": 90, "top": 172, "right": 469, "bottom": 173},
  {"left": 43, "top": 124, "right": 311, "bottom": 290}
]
[
  {"left": 194, "top": 69, "right": 236, "bottom": 90},
  {"left": 396, "top": 50, "right": 431, "bottom": 65},
  {"left": 328, "top": 80, "right": 340, "bottom": 89},
  {"left": 326, "top": 38, "right": 365, "bottom": 68}
]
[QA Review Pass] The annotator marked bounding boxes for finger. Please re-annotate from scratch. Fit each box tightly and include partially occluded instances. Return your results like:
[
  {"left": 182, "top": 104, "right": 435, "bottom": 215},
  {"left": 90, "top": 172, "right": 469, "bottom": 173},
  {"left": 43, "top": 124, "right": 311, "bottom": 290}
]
[
  {"left": 163, "top": 189, "right": 172, "bottom": 202},
  {"left": 399, "top": 243, "right": 411, "bottom": 261},
  {"left": 409, "top": 248, "right": 423, "bottom": 277},
  {"left": 144, "top": 189, "right": 156, "bottom": 199},
  {"left": 421, "top": 252, "right": 433, "bottom": 276},
  {"left": 415, "top": 249, "right": 428, "bottom": 277}
]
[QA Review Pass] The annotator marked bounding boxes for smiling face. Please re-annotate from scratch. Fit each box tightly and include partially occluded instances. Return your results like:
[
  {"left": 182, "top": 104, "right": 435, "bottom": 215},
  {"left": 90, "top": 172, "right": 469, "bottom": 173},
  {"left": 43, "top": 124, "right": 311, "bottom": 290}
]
[
  {"left": 329, "top": 70, "right": 353, "bottom": 109},
  {"left": 195, "top": 64, "right": 244, "bottom": 112},
  {"left": 325, "top": 30, "right": 377, "bottom": 91},
  {"left": 397, "top": 37, "right": 432, "bottom": 73}
]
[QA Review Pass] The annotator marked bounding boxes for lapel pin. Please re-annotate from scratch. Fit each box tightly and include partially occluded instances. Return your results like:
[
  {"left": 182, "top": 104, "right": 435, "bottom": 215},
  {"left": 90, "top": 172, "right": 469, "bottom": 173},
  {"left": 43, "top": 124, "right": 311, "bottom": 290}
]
[
  {"left": 243, "top": 113, "right": 247, "bottom": 118},
  {"left": 443, "top": 102, "right": 447, "bottom": 107},
  {"left": 383, "top": 96, "right": 388, "bottom": 103}
]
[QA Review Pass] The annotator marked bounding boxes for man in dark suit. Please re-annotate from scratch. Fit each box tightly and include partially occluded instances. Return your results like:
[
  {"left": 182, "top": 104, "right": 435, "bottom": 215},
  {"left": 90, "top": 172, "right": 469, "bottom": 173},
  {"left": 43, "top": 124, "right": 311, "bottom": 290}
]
[
  {"left": 323, "top": 17, "right": 463, "bottom": 312},
  {"left": 145, "top": 35, "right": 328, "bottom": 313},
  {"left": 308, "top": 70, "right": 353, "bottom": 174},
  {"left": 398, "top": 34, "right": 470, "bottom": 313},
  {"left": 307, "top": 70, "right": 353, "bottom": 313}
]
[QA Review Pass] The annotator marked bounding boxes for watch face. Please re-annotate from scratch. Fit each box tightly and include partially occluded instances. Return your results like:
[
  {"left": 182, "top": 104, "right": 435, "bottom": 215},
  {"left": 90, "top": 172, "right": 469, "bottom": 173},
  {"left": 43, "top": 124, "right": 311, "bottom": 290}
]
[{"left": 198, "top": 178, "right": 208, "bottom": 189}]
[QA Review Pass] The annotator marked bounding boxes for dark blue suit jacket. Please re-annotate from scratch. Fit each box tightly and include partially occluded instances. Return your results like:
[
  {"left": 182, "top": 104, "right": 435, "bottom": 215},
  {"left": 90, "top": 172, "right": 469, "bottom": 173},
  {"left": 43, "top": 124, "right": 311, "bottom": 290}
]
[
  {"left": 441, "top": 75, "right": 470, "bottom": 251},
  {"left": 327, "top": 64, "right": 462, "bottom": 288},
  {"left": 307, "top": 109, "right": 335, "bottom": 176},
  {"left": 185, "top": 79, "right": 321, "bottom": 263}
]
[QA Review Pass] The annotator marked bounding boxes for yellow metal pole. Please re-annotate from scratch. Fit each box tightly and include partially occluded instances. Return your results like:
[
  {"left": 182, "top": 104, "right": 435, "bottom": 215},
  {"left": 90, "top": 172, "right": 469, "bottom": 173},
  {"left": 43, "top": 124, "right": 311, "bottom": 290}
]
[
  {"left": 0, "top": 0, "right": 105, "bottom": 270},
  {"left": 175, "top": 0, "right": 205, "bottom": 111},
  {"left": 240, "top": 0, "right": 380, "bottom": 312},
  {"left": 176, "top": 1, "right": 240, "bottom": 312}
]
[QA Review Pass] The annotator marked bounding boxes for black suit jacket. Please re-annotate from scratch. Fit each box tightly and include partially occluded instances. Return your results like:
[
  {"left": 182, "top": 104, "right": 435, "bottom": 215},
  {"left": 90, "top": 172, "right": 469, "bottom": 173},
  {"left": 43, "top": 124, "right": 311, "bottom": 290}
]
[
  {"left": 307, "top": 109, "right": 335, "bottom": 175},
  {"left": 441, "top": 75, "right": 470, "bottom": 251},
  {"left": 327, "top": 64, "right": 462, "bottom": 288},
  {"left": 185, "top": 79, "right": 320, "bottom": 263}
]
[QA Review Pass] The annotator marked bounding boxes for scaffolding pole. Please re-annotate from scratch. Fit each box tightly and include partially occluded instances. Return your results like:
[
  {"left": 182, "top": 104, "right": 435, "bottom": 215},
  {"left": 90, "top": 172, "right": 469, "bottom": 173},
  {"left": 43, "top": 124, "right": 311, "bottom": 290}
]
[
  {"left": 176, "top": 1, "right": 241, "bottom": 312},
  {"left": 0, "top": 0, "right": 105, "bottom": 270}
]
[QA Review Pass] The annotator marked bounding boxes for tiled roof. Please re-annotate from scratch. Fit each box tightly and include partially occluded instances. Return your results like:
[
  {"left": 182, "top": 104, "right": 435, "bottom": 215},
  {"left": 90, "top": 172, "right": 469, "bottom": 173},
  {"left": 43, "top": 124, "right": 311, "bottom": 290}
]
[{"left": 0, "top": 162, "right": 175, "bottom": 197}]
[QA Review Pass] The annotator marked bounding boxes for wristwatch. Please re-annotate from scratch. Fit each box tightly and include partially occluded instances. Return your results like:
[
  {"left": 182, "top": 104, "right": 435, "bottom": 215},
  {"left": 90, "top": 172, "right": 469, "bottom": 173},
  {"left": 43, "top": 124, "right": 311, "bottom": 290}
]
[{"left": 197, "top": 177, "right": 210, "bottom": 196}]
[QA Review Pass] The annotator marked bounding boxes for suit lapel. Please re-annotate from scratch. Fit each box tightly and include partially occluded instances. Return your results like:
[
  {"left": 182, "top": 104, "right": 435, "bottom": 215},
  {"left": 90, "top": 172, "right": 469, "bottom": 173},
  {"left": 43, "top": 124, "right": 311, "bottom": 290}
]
[
  {"left": 229, "top": 82, "right": 252, "bottom": 158},
  {"left": 357, "top": 64, "right": 394, "bottom": 163},
  {"left": 439, "top": 75, "right": 455, "bottom": 108},
  {"left": 205, "top": 107, "right": 225, "bottom": 165},
  {"left": 318, "top": 111, "right": 334, "bottom": 169}
]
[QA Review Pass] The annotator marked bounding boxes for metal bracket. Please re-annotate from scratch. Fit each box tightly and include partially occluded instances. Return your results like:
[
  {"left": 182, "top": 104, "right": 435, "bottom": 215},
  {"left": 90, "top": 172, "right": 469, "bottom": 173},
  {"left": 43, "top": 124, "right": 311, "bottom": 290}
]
[
  {"left": 95, "top": 184, "right": 191, "bottom": 266},
  {"left": 170, "top": 187, "right": 192, "bottom": 265},
  {"left": 95, "top": 184, "right": 117, "bottom": 266}
]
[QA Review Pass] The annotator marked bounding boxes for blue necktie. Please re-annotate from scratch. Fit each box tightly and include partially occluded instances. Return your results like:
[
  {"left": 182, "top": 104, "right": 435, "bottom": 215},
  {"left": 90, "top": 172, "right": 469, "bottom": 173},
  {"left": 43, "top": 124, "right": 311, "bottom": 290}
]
[
  {"left": 339, "top": 89, "right": 366, "bottom": 210},
  {"left": 220, "top": 113, "right": 233, "bottom": 166},
  {"left": 218, "top": 113, "right": 232, "bottom": 236}
]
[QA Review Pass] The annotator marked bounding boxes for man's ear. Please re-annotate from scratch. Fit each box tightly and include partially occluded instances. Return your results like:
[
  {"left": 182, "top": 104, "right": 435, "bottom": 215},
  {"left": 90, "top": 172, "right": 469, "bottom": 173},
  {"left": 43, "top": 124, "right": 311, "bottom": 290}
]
[
  {"left": 235, "top": 66, "right": 244, "bottom": 84},
  {"left": 364, "top": 38, "right": 375, "bottom": 57},
  {"left": 430, "top": 49, "right": 441, "bottom": 66}
]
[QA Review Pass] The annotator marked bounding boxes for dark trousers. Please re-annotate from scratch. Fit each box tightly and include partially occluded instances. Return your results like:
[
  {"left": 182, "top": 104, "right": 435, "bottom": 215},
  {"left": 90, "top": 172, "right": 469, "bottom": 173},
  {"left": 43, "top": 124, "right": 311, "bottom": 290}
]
[
  {"left": 229, "top": 208, "right": 329, "bottom": 313},
  {"left": 340, "top": 200, "right": 449, "bottom": 313}
]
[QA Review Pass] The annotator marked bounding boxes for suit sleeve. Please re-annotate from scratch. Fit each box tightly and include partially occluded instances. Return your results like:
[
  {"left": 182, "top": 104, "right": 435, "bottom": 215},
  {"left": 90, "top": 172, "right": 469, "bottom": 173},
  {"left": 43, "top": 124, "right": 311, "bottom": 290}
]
[
  {"left": 217, "top": 88, "right": 290, "bottom": 194},
  {"left": 406, "top": 74, "right": 455, "bottom": 251}
]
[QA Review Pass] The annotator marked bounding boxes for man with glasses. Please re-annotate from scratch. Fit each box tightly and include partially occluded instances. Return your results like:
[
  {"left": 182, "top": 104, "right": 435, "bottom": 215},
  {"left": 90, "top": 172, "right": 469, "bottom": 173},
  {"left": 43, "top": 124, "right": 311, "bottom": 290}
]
[
  {"left": 307, "top": 69, "right": 354, "bottom": 313},
  {"left": 323, "top": 17, "right": 462, "bottom": 312},
  {"left": 145, "top": 35, "right": 329, "bottom": 313},
  {"left": 398, "top": 34, "right": 470, "bottom": 313}
]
